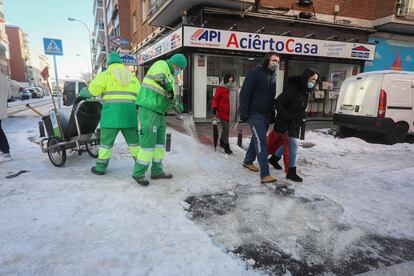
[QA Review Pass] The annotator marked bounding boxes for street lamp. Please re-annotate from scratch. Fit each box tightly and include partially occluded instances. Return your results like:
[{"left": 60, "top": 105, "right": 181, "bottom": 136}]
[{"left": 68, "top": 17, "right": 94, "bottom": 78}]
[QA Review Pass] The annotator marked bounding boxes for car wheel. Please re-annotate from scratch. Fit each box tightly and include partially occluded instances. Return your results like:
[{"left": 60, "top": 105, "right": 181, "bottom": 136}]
[{"left": 383, "top": 122, "right": 409, "bottom": 144}]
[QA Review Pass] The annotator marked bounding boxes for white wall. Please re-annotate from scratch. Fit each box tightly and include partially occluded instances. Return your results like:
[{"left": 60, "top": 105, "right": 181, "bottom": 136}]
[
  {"left": 193, "top": 54, "right": 207, "bottom": 118},
  {"left": 275, "top": 66, "right": 285, "bottom": 98}
]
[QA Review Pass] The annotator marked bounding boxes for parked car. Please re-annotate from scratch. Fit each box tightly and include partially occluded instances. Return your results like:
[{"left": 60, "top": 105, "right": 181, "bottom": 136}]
[
  {"left": 20, "top": 89, "right": 32, "bottom": 100},
  {"left": 63, "top": 80, "right": 87, "bottom": 106},
  {"left": 26, "top": 88, "right": 38, "bottom": 98},
  {"left": 33, "top": 87, "right": 45, "bottom": 98},
  {"left": 333, "top": 70, "right": 414, "bottom": 144}
]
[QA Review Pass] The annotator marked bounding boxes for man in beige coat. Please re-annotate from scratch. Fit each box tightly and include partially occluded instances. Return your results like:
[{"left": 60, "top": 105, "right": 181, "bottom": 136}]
[{"left": 0, "top": 72, "right": 11, "bottom": 163}]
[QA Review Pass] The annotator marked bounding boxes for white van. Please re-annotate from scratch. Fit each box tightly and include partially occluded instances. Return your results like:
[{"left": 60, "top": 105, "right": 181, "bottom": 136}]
[{"left": 333, "top": 70, "right": 414, "bottom": 144}]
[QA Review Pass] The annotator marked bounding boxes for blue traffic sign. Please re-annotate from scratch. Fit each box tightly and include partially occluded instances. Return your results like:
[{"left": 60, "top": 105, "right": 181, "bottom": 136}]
[{"left": 43, "top": 38, "right": 63, "bottom": 56}]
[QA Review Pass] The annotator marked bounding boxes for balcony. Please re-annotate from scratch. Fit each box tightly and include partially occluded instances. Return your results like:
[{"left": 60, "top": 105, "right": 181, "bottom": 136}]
[
  {"left": 93, "top": 0, "right": 104, "bottom": 19},
  {"left": 94, "top": 22, "right": 105, "bottom": 41},
  {"left": 373, "top": 0, "right": 414, "bottom": 34},
  {"left": 95, "top": 43, "right": 106, "bottom": 64},
  {"left": 146, "top": 0, "right": 255, "bottom": 27}
]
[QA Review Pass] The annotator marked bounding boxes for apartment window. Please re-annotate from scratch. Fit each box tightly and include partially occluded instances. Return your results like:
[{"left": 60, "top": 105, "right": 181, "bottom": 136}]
[{"left": 132, "top": 12, "right": 137, "bottom": 33}]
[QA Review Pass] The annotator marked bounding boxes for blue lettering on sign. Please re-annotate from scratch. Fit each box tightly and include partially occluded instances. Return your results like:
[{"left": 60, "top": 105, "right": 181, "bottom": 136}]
[{"left": 198, "top": 30, "right": 221, "bottom": 42}]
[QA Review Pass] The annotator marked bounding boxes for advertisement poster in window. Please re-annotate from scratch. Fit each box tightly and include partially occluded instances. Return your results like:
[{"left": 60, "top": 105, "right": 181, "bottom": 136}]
[{"left": 330, "top": 71, "right": 346, "bottom": 90}]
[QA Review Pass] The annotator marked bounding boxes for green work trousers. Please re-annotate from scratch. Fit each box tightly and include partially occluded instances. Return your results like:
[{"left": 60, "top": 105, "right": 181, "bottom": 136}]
[
  {"left": 133, "top": 107, "right": 166, "bottom": 177},
  {"left": 95, "top": 127, "right": 140, "bottom": 173}
]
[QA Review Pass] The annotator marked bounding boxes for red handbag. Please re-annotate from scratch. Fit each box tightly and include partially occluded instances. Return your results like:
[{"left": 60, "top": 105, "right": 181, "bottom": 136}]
[{"left": 267, "top": 130, "right": 290, "bottom": 173}]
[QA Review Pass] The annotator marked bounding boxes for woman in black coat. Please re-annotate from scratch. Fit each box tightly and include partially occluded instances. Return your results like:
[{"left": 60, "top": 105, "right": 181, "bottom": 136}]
[{"left": 269, "top": 68, "right": 320, "bottom": 182}]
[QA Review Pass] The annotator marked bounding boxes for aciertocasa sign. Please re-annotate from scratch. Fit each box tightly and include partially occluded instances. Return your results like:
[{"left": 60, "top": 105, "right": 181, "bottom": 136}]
[{"left": 183, "top": 26, "right": 375, "bottom": 60}]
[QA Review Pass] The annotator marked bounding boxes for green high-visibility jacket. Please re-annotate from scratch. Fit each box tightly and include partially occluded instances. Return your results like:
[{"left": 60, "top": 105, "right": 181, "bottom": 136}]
[
  {"left": 88, "top": 63, "right": 140, "bottom": 128},
  {"left": 136, "top": 60, "right": 175, "bottom": 114}
]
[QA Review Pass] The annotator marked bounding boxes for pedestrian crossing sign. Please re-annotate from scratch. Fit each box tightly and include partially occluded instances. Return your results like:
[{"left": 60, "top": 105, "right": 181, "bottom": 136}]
[{"left": 43, "top": 38, "right": 63, "bottom": 55}]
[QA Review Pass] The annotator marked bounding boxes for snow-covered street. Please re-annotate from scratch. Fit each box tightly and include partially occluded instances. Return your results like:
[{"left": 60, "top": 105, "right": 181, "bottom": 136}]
[{"left": 1, "top": 115, "right": 413, "bottom": 275}]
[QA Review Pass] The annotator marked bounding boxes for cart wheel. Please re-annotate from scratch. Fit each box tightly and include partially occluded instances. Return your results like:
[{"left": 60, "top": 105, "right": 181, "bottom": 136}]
[
  {"left": 47, "top": 137, "right": 66, "bottom": 167},
  {"left": 86, "top": 141, "right": 99, "bottom": 158}
]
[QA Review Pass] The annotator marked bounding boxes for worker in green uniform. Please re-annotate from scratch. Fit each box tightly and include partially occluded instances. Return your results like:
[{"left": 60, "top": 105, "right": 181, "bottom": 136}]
[
  {"left": 133, "top": 53, "right": 186, "bottom": 186},
  {"left": 80, "top": 52, "right": 141, "bottom": 176}
]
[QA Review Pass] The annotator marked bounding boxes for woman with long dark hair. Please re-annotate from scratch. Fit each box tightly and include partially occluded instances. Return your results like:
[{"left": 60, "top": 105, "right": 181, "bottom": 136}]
[{"left": 270, "top": 67, "right": 319, "bottom": 182}]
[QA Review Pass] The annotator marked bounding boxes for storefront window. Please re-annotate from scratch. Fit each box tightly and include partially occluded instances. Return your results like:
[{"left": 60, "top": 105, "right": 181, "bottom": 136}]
[
  {"left": 205, "top": 55, "right": 257, "bottom": 118},
  {"left": 287, "top": 60, "right": 360, "bottom": 117}
]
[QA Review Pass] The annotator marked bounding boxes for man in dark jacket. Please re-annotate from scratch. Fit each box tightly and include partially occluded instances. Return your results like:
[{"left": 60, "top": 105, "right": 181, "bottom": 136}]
[
  {"left": 239, "top": 52, "right": 280, "bottom": 184},
  {"left": 270, "top": 68, "right": 319, "bottom": 182}
]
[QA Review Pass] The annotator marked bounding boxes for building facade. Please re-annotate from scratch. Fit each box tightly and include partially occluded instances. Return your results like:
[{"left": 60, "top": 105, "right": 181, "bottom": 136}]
[
  {"left": 0, "top": 0, "right": 10, "bottom": 76},
  {"left": 5, "top": 24, "right": 33, "bottom": 83},
  {"left": 92, "top": 0, "right": 132, "bottom": 73},
  {"left": 366, "top": 0, "right": 414, "bottom": 72},
  {"left": 128, "top": 0, "right": 414, "bottom": 120}
]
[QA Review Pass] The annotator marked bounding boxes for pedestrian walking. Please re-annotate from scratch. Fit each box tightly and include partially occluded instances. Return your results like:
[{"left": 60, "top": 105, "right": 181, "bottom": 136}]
[
  {"left": 239, "top": 52, "right": 280, "bottom": 184},
  {"left": 269, "top": 67, "right": 320, "bottom": 182},
  {"left": 0, "top": 72, "right": 11, "bottom": 163},
  {"left": 212, "top": 73, "right": 236, "bottom": 154},
  {"left": 80, "top": 52, "right": 141, "bottom": 176},
  {"left": 133, "top": 53, "right": 187, "bottom": 186}
]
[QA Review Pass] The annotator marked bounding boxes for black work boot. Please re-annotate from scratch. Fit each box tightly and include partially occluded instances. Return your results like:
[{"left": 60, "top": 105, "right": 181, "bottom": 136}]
[
  {"left": 286, "top": 167, "right": 303, "bottom": 182},
  {"left": 268, "top": 155, "right": 282, "bottom": 170},
  {"left": 133, "top": 176, "right": 150, "bottom": 186},
  {"left": 224, "top": 143, "right": 233, "bottom": 154},
  {"left": 91, "top": 166, "right": 105, "bottom": 175},
  {"left": 151, "top": 172, "right": 173, "bottom": 179}
]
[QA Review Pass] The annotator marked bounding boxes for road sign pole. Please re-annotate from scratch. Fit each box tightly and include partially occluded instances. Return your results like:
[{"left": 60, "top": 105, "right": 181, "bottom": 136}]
[{"left": 52, "top": 55, "right": 61, "bottom": 110}]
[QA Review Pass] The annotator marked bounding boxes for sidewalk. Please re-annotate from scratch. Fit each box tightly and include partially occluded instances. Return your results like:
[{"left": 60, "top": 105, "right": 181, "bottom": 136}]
[
  {"left": 7, "top": 97, "right": 55, "bottom": 116},
  {"left": 166, "top": 115, "right": 333, "bottom": 146}
]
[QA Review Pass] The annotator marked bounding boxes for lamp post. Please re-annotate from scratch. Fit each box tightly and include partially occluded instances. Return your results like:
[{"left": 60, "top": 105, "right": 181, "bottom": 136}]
[{"left": 68, "top": 17, "right": 94, "bottom": 78}]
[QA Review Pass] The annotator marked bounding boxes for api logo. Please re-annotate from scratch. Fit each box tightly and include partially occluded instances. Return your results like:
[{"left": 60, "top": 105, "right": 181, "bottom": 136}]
[
  {"left": 351, "top": 46, "right": 370, "bottom": 58},
  {"left": 191, "top": 29, "right": 221, "bottom": 42}
]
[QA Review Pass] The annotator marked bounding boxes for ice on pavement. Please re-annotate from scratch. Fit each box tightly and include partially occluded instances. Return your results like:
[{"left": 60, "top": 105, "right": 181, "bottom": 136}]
[{"left": 0, "top": 115, "right": 413, "bottom": 275}]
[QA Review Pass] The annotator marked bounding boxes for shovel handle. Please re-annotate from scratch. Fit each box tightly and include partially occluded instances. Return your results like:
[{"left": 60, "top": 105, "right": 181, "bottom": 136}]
[{"left": 26, "top": 104, "right": 44, "bottom": 117}]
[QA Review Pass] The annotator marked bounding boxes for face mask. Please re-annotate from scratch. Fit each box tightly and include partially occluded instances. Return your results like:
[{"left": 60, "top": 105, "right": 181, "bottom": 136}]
[
  {"left": 269, "top": 64, "right": 277, "bottom": 72},
  {"left": 174, "top": 69, "right": 182, "bottom": 76},
  {"left": 307, "top": 81, "right": 316, "bottom": 89}
]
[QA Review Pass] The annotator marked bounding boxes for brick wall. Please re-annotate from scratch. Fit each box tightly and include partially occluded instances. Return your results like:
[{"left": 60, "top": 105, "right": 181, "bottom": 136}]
[
  {"left": 118, "top": 0, "right": 131, "bottom": 49},
  {"left": 130, "top": 0, "right": 157, "bottom": 49},
  {"left": 371, "top": 0, "right": 396, "bottom": 19},
  {"left": 260, "top": 0, "right": 396, "bottom": 20},
  {"left": 5, "top": 26, "right": 25, "bottom": 82}
]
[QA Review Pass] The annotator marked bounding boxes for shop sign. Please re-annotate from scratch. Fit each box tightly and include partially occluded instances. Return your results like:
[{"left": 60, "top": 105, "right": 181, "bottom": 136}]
[
  {"left": 119, "top": 53, "right": 138, "bottom": 65},
  {"left": 183, "top": 26, "right": 375, "bottom": 60},
  {"left": 137, "top": 28, "right": 183, "bottom": 65}
]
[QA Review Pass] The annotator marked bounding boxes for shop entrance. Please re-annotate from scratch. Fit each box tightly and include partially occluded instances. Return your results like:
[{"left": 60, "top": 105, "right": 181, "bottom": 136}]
[{"left": 205, "top": 55, "right": 258, "bottom": 118}]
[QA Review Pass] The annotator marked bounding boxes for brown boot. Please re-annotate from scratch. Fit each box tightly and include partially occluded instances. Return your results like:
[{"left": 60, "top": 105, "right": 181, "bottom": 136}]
[
  {"left": 261, "top": 175, "right": 277, "bottom": 184},
  {"left": 243, "top": 163, "right": 259, "bottom": 172}
]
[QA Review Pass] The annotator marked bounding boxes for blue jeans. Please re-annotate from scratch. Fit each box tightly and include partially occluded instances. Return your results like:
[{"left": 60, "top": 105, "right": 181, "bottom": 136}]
[
  {"left": 244, "top": 114, "right": 270, "bottom": 177},
  {"left": 274, "top": 137, "right": 298, "bottom": 168}
]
